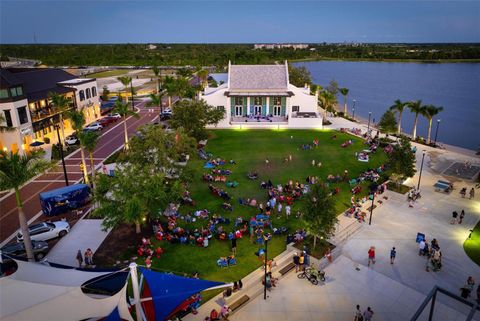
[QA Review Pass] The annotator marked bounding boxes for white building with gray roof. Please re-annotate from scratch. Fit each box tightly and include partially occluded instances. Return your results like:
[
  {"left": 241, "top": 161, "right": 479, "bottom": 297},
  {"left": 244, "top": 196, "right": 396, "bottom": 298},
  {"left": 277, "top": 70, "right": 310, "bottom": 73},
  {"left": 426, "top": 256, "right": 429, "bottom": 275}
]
[{"left": 201, "top": 61, "right": 322, "bottom": 129}]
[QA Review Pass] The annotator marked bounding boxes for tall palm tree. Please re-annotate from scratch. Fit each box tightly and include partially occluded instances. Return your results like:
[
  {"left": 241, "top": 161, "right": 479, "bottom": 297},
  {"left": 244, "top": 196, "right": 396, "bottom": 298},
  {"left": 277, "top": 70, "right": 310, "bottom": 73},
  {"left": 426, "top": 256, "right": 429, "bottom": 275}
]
[
  {"left": 0, "top": 150, "right": 50, "bottom": 261},
  {"left": 48, "top": 92, "right": 71, "bottom": 147},
  {"left": 117, "top": 76, "right": 132, "bottom": 104},
  {"left": 113, "top": 100, "right": 139, "bottom": 150},
  {"left": 0, "top": 113, "right": 15, "bottom": 133},
  {"left": 423, "top": 105, "right": 444, "bottom": 144},
  {"left": 152, "top": 65, "right": 161, "bottom": 94},
  {"left": 339, "top": 88, "right": 349, "bottom": 115},
  {"left": 78, "top": 131, "right": 99, "bottom": 187},
  {"left": 319, "top": 90, "right": 337, "bottom": 120},
  {"left": 65, "top": 108, "right": 89, "bottom": 184},
  {"left": 407, "top": 100, "right": 424, "bottom": 140},
  {"left": 164, "top": 76, "right": 176, "bottom": 107},
  {"left": 147, "top": 92, "right": 166, "bottom": 114},
  {"left": 389, "top": 99, "right": 408, "bottom": 135}
]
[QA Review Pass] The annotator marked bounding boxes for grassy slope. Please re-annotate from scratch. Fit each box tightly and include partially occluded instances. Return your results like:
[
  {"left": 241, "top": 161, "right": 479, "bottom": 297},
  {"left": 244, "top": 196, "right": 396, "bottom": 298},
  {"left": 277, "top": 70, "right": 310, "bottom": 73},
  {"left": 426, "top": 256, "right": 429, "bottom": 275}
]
[
  {"left": 143, "top": 129, "right": 387, "bottom": 282},
  {"left": 464, "top": 220, "right": 480, "bottom": 266},
  {"left": 86, "top": 69, "right": 129, "bottom": 78}
]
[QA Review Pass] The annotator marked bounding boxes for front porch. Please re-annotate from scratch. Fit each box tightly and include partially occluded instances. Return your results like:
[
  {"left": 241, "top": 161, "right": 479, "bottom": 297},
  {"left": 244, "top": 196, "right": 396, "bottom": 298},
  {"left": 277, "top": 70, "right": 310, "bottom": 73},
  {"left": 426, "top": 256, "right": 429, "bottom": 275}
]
[{"left": 230, "top": 115, "right": 288, "bottom": 124}]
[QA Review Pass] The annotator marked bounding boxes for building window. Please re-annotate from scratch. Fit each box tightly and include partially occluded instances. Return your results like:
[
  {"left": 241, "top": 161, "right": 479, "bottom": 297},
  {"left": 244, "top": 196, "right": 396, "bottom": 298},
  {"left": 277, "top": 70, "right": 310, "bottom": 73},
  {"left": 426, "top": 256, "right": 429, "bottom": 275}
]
[
  {"left": 216, "top": 106, "right": 225, "bottom": 112},
  {"left": 273, "top": 97, "right": 282, "bottom": 105},
  {"left": 292, "top": 106, "right": 300, "bottom": 112},
  {"left": 17, "top": 106, "right": 29, "bottom": 124},
  {"left": 3, "top": 110, "right": 13, "bottom": 127},
  {"left": 0, "top": 89, "right": 9, "bottom": 99},
  {"left": 86, "top": 88, "right": 91, "bottom": 99},
  {"left": 91, "top": 86, "right": 97, "bottom": 97},
  {"left": 254, "top": 97, "right": 262, "bottom": 105},
  {"left": 79, "top": 90, "right": 85, "bottom": 101},
  {"left": 234, "top": 97, "right": 243, "bottom": 105},
  {"left": 10, "top": 86, "right": 23, "bottom": 97}
]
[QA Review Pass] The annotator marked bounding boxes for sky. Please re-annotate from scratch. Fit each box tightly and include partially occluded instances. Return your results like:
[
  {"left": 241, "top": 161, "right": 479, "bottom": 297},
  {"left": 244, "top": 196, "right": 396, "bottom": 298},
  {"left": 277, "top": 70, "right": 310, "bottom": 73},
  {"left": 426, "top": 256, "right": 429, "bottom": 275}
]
[{"left": 0, "top": 0, "right": 479, "bottom": 43}]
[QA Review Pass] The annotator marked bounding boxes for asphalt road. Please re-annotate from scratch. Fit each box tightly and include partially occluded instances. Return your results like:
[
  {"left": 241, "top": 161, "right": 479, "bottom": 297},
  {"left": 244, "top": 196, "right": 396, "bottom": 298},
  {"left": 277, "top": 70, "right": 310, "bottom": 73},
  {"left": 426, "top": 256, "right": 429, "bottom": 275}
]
[{"left": 0, "top": 101, "right": 160, "bottom": 245}]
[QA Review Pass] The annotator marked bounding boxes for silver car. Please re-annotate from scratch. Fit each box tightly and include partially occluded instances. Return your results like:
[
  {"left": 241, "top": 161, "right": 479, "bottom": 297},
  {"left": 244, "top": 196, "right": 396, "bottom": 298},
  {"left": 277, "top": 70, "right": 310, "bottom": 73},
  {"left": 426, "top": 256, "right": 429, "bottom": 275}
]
[{"left": 17, "top": 221, "right": 70, "bottom": 242}]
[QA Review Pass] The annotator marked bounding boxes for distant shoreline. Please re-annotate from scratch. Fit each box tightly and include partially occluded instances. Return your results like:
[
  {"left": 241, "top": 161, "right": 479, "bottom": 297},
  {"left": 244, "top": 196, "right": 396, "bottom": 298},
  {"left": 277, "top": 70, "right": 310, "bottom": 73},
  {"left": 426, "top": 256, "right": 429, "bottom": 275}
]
[{"left": 291, "top": 57, "right": 480, "bottom": 64}]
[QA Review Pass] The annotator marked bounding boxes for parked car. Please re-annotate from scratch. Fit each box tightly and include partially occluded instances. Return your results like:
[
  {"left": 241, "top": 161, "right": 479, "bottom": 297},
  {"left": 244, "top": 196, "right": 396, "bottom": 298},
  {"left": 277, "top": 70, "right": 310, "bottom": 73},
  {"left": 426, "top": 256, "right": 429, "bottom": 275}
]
[
  {"left": 1, "top": 240, "right": 49, "bottom": 261},
  {"left": 17, "top": 221, "right": 70, "bottom": 242},
  {"left": 108, "top": 113, "right": 122, "bottom": 120},
  {"left": 98, "top": 117, "right": 115, "bottom": 126},
  {"left": 83, "top": 122, "right": 103, "bottom": 132},
  {"left": 159, "top": 113, "right": 172, "bottom": 121},
  {"left": 39, "top": 184, "right": 91, "bottom": 216},
  {"left": 65, "top": 134, "right": 79, "bottom": 146}
]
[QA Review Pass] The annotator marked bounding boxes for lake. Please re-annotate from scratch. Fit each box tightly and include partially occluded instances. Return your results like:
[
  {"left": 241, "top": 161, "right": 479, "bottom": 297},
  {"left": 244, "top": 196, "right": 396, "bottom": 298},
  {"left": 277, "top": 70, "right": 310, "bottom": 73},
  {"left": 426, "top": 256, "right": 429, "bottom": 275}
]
[{"left": 293, "top": 61, "right": 480, "bottom": 151}]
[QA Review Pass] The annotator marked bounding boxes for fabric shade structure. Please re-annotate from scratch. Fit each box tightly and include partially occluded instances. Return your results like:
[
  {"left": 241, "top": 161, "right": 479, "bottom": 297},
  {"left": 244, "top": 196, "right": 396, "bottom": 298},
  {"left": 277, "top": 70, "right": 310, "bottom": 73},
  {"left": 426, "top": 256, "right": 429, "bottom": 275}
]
[
  {"left": 0, "top": 259, "right": 133, "bottom": 321},
  {"left": 140, "top": 268, "right": 225, "bottom": 321}
]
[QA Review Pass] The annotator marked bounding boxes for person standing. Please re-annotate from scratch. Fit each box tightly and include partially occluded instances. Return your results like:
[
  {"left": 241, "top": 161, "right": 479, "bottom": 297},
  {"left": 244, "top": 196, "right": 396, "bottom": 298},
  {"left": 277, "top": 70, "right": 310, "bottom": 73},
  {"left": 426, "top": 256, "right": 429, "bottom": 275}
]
[
  {"left": 293, "top": 252, "right": 300, "bottom": 272},
  {"left": 285, "top": 205, "right": 291, "bottom": 218},
  {"left": 367, "top": 246, "right": 376, "bottom": 267},
  {"left": 231, "top": 237, "right": 237, "bottom": 255},
  {"left": 76, "top": 250, "right": 83, "bottom": 268},
  {"left": 390, "top": 247, "right": 396, "bottom": 264},
  {"left": 419, "top": 239, "right": 426, "bottom": 256},
  {"left": 461, "top": 276, "right": 475, "bottom": 298},
  {"left": 470, "top": 187, "right": 475, "bottom": 199},
  {"left": 363, "top": 307, "right": 374, "bottom": 321},
  {"left": 220, "top": 304, "right": 231, "bottom": 320},
  {"left": 277, "top": 203, "right": 283, "bottom": 218},
  {"left": 354, "top": 304, "right": 363, "bottom": 321},
  {"left": 451, "top": 211, "right": 458, "bottom": 224},
  {"left": 459, "top": 210, "right": 466, "bottom": 224},
  {"left": 299, "top": 252, "right": 305, "bottom": 271},
  {"left": 85, "top": 248, "right": 94, "bottom": 266}
]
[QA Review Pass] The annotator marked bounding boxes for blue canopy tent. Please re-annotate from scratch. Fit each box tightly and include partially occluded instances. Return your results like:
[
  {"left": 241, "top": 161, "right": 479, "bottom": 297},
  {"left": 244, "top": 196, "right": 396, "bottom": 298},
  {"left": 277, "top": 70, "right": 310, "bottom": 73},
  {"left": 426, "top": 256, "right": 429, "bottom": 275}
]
[{"left": 140, "top": 268, "right": 225, "bottom": 321}]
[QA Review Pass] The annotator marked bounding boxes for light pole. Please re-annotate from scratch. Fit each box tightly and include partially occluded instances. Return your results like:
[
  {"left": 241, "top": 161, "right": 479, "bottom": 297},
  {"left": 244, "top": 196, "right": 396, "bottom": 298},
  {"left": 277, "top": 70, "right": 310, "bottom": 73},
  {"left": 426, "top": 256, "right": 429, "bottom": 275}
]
[
  {"left": 368, "top": 183, "right": 377, "bottom": 225},
  {"left": 433, "top": 119, "right": 441, "bottom": 146},
  {"left": 367, "top": 111, "right": 372, "bottom": 134},
  {"left": 352, "top": 99, "right": 356, "bottom": 121},
  {"left": 55, "top": 125, "right": 69, "bottom": 186},
  {"left": 417, "top": 150, "right": 426, "bottom": 190},
  {"left": 263, "top": 233, "right": 272, "bottom": 300}
]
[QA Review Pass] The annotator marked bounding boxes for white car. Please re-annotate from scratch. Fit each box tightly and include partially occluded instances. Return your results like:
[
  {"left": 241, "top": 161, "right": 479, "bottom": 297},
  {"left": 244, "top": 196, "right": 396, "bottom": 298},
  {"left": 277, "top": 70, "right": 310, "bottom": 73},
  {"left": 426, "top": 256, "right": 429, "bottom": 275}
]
[
  {"left": 108, "top": 113, "right": 121, "bottom": 119},
  {"left": 84, "top": 122, "right": 103, "bottom": 132},
  {"left": 17, "top": 221, "right": 70, "bottom": 242},
  {"left": 65, "top": 135, "right": 79, "bottom": 146}
]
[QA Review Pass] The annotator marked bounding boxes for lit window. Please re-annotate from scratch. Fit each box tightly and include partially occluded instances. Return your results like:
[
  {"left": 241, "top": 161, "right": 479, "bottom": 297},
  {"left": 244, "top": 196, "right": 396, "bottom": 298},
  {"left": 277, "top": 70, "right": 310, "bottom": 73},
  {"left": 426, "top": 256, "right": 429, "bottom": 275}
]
[{"left": 0, "top": 89, "right": 8, "bottom": 99}]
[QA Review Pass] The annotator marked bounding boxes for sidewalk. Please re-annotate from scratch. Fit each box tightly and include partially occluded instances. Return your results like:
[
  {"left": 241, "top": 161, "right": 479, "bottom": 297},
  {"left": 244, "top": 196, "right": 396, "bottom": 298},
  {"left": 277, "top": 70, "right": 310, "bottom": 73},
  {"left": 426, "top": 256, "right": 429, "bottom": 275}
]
[{"left": 45, "top": 219, "right": 111, "bottom": 267}]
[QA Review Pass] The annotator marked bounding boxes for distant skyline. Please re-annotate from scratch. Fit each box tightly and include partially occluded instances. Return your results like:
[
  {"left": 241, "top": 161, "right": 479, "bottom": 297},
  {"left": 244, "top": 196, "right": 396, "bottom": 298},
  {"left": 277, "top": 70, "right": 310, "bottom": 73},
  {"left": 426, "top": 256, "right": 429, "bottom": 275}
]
[{"left": 1, "top": 1, "right": 479, "bottom": 44}]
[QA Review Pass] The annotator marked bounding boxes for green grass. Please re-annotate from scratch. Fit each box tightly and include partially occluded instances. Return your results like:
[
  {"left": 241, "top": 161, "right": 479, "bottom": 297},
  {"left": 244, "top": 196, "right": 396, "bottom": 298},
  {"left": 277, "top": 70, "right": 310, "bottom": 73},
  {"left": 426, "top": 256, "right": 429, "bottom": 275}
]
[
  {"left": 464, "top": 220, "right": 480, "bottom": 266},
  {"left": 140, "top": 129, "right": 388, "bottom": 282},
  {"left": 86, "top": 69, "right": 128, "bottom": 78}
]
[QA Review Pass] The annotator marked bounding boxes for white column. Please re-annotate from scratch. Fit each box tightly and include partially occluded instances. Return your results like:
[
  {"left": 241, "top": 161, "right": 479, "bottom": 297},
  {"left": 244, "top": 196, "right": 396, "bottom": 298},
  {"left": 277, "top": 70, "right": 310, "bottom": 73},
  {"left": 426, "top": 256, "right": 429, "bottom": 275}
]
[
  {"left": 246, "top": 97, "right": 250, "bottom": 116},
  {"left": 266, "top": 97, "right": 270, "bottom": 115},
  {"left": 129, "top": 263, "right": 143, "bottom": 321}
]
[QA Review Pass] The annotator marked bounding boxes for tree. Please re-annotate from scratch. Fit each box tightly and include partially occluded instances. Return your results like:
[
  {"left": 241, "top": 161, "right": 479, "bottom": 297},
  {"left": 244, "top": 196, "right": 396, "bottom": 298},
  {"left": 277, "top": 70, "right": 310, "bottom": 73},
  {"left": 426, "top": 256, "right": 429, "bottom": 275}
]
[
  {"left": 326, "top": 79, "right": 339, "bottom": 96},
  {"left": 152, "top": 65, "right": 161, "bottom": 94},
  {"left": 389, "top": 99, "right": 408, "bottom": 135},
  {"left": 170, "top": 100, "right": 225, "bottom": 141},
  {"left": 339, "top": 87, "right": 349, "bottom": 115},
  {"left": 197, "top": 69, "right": 209, "bottom": 89},
  {"left": 0, "top": 113, "right": 14, "bottom": 133},
  {"left": 146, "top": 92, "right": 166, "bottom": 114},
  {"left": 117, "top": 76, "right": 132, "bottom": 104},
  {"left": 48, "top": 92, "right": 71, "bottom": 147},
  {"left": 302, "top": 183, "right": 338, "bottom": 249},
  {"left": 0, "top": 150, "right": 50, "bottom": 261},
  {"left": 78, "top": 130, "right": 99, "bottom": 187},
  {"left": 378, "top": 110, "right": 398, "bottom": 135},
  {"left": 388, "top": 136, "right": 417, "bottom": 188},
  {"left": 113, "top": 100, "right": 139, "bottom": 150},
  {"left": 288, "top": 65, "right": 312, "bottom": 87},
  {"left": 101, "top": 85, "right": 110, "bottom": 101},
  {"left": 422, "top": 105, "right": 444, "bottom": 144},
  {"left": 318, "top": 90, "right": 337, "bottom": 120},
  {"left": 65, "top": 108, "right": 90, "bottom": 184},
  {"left": 407, "top": 100, "right": 424, "bottom": 140}
]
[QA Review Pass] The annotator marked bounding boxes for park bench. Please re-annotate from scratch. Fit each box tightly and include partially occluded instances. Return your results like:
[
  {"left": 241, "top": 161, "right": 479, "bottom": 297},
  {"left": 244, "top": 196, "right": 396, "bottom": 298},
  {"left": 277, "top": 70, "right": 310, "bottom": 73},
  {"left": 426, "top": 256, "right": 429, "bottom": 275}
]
[
  {"left": 230, "top": 295, "right": 250, "bottom": 312},
  {"left": 279, "top": 262, "right": 296, "bottom": 275}
]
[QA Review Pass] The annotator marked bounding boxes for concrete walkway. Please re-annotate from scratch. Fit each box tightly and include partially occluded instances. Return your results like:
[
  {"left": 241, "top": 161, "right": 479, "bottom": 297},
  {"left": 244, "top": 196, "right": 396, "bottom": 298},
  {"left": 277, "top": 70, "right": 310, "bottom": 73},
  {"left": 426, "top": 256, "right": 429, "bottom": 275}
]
[{"left": 45, "top": 219, "right": 111, "bottom": 267}]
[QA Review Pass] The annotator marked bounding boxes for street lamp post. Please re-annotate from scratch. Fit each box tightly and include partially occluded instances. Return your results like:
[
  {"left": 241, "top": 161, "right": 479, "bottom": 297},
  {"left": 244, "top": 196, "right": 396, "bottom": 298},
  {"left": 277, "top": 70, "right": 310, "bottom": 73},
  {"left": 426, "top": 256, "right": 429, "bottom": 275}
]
[
  {"left": 130, "top": 81, "right": 135, "bottom": 111},
  {"left": 417, "top": 150, "right": 426, "bottom": 190},
  {"left": 367, "top": 111, "right": 372, "bottom": 134},
  {"left": 352, "top": 99, "right": 356, "bottom": 121},
  {"left": 55, "top": 125, "right": 69, "bottom": 186},
  {"left": 368, "top": 192, "right": 375, "bottom": 225},
  {"left": 433, "top": 119, "right": 441, "bottom": 146},
  {"left": 263, "top": 233, "right": 272, "bottom": 300}
]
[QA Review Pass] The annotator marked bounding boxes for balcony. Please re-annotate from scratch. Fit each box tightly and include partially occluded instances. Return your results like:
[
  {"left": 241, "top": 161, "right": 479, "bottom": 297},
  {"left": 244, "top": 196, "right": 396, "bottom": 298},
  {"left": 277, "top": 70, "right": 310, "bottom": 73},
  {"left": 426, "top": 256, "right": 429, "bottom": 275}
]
[{"left": 30, "top": 104, "right": 74, "bottom": 123}]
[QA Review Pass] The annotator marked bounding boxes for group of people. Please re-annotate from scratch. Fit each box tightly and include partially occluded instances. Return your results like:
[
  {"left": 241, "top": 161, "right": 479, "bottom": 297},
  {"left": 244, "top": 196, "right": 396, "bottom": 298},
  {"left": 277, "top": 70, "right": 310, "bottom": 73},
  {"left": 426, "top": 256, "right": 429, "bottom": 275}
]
[
  {"left": 354, "top": 305, "right": 375, "bottom": 321},
  {"left": 460, "top": 187, "right": 475, "bottom": 199},
  {"left": 75, "top": 248, "right": 94, "bottom": 268},
  {"left": 451, "top": 209, "right": 466, "bottom": 224},
  {"left": 418, "top": 237, "right": 442, "bottom": 272}
]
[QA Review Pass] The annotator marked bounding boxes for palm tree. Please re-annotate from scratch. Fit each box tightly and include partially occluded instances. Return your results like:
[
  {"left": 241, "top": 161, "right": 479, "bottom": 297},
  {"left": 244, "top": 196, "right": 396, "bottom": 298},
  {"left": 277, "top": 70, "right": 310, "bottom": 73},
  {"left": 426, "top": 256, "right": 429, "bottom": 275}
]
[
  {"left": 78, "top": 131, "right": 99, "bottom": 187},
  {"left": 0, "top": 150, "right": 50, "bottom": 261},
  {"left": 407, "top": 100, "right": 424, "bottom": 140},
  {"left": 0, "top": 113, "right": 14, "bottom": 133},
  {"left": 147, "top": 92, "right": 166, "bottom": 114},
  {"left": 48, "top": 92, "right": 71, "bottom": 147},
  {"left": 164, "top": 76, "right": 176, "bottom": 107},
  {"left": 117, "top": 76, "right": 132, "bottom": 104},
  {"left": 113, "top": 100, "right": 139, "bottom": 150},
  {"left": 389, "top": 99, "right": 408, "bottom": 135},
  {"left": 339, "top": 88, "right": 349, "bottom": 115},
  {"left": 65, "top": 108, "right": 89, "bottom": 184},
  {"left": 152, "top": 65, "right": 161, "bottom": 94},
  {"left": 423, "top": 105, "right": 444, "bottom": 144},
  {"left": 197, "top": 69, "right": 209, "bottom": 89},
  {"left": 318, "top": 90, "right": 337, "bottom": 120}
]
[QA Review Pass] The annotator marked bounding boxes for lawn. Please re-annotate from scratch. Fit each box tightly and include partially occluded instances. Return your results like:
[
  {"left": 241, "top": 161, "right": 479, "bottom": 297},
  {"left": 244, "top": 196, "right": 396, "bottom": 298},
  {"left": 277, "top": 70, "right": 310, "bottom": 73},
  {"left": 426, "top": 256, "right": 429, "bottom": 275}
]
[
  {"left": 135, "top": 129, "right": 388, "bottom": 283},
  {"left": 464, "top": 220, "right": 480, "bottom": 266},
  {"left": 86, "top": 69, "right": 128, "bottom": 78}
]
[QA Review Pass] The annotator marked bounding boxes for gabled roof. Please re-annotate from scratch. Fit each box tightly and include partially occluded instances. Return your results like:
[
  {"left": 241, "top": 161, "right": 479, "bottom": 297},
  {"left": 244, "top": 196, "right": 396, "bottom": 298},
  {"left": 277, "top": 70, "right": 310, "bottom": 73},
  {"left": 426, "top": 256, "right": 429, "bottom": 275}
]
[{"left": 229, "top": 63, "right": 288, "bottom": 90}]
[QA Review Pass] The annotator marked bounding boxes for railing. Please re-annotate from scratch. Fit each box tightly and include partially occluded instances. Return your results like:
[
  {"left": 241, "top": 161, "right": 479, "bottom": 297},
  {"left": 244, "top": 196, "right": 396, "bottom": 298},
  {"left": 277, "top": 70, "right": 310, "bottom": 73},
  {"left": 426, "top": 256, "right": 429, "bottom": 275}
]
[
  {"left": 30, "top": 105, "right": 74, "bottom": 122},
  {"left": 410, "top": 286, "right": 480, "bottom": 321}
]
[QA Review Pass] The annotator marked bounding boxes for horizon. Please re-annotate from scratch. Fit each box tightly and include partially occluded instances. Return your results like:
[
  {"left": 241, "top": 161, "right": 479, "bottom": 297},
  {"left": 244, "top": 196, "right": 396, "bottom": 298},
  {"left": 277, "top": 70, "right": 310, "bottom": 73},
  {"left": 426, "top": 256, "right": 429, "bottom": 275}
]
[{"left": 1, "top": 1, "right": 479, "bottom": 44}]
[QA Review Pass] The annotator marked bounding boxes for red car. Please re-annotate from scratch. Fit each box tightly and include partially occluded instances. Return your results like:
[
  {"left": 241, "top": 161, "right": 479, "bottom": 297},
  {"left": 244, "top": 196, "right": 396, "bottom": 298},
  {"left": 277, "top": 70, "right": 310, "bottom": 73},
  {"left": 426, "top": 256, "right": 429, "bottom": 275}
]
[{"left": 98, "top": 117, "right": 116, "bottom": 126}]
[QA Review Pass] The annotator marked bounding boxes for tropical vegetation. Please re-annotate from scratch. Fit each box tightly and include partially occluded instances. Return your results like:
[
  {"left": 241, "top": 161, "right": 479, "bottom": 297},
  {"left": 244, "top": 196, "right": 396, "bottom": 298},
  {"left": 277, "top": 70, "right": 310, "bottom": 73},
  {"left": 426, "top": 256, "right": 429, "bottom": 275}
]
[{"left": 112, "top": 100, "right": 139, "bottom": 150}]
